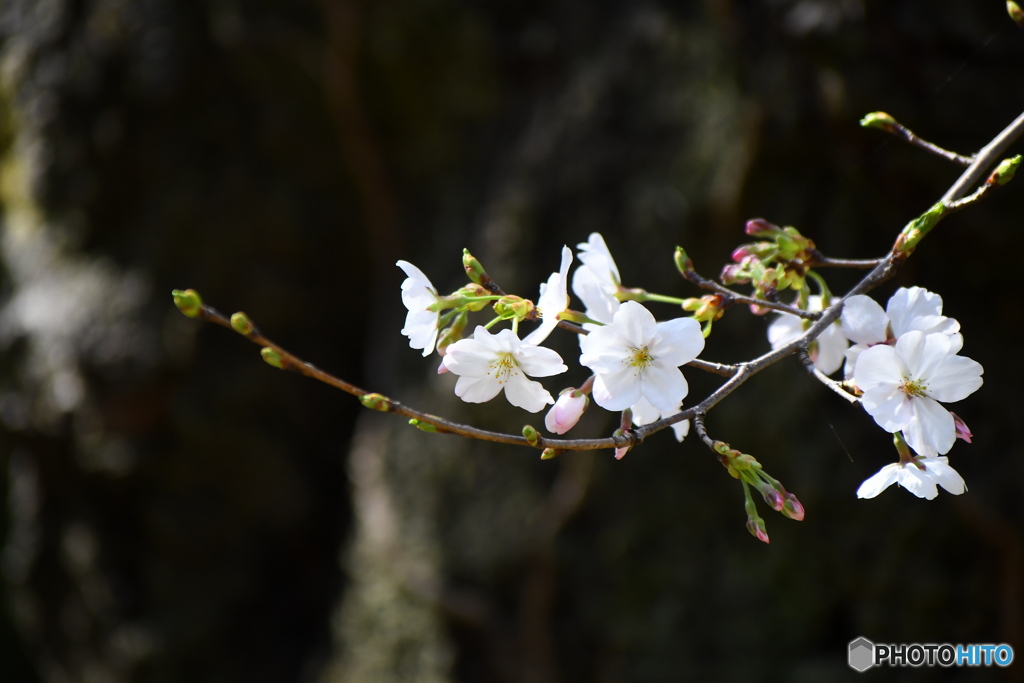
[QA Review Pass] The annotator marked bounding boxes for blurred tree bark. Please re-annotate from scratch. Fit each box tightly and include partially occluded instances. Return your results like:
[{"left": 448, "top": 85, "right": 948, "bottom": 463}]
[{"left": 1, "top": 1, "right": 1022, "bottom": 682}]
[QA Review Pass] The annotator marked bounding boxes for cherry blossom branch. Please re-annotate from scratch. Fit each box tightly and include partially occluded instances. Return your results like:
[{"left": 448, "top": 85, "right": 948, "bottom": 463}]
[
  {"left": 173, "top": 105, "right": 1024, "bottom": 457},
  {"left": 797, "top": 348, "right": 859, "bottom": 404}
]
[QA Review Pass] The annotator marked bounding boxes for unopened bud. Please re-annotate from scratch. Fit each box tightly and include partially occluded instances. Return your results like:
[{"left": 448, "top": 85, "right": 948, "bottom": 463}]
[
  {"left": 493, "top": 295, "right": 533, "bottom": 320},
  {"left": 260, "top": 347, "right": 284, "bottom": 369},
  {"left": 746, "top": 517, "right": 770, "bottom": 544},
  {"left": 540, "top": 447, "right": 563, "bottom": 460},
  {"left": 989, "top": 155, "right": 1021, "bottom": 186},
  {"left": 359, "top": 393, "right": 392, "bottom": 412},
  {"left": 230, "top": 311, "right": 253, "bottom": 335},
  {"left": 745, "top": 218, "right": 780, "bottom": 237},
  {"left": 462, "top": 249, "right": 489, "bottom": 285},
  {"left": 523, "top": 424, "right": 541, "bottom": 447},
  {"left": 545, "top": 390, "right": 588, "bottom": 434},
  {"left": 1009, "top": 1, "right": 1024, "bottom": 28},
  {"left": 782, "top": 493, "right": 805, "bottom": 521},
  {"left": 895, "top": 202, "right": 947, "bottom": 255},
  {"left": 859, "top": 111, "right": 898, "bottom": 132},
  {"left": 951, "top": 412, "right": 973, "bottom": 443},
  {"left": 172, "top": 289, "right": 203, "bottom": 318},
  {"left": 673, "top": 246, "right": 694, "bottom": 276},
  {"left": 409, "top": 418, "right": 438, "bottom": 433},
  {"left": 762, "top": 487, "right": 784, "bottom": 512}
]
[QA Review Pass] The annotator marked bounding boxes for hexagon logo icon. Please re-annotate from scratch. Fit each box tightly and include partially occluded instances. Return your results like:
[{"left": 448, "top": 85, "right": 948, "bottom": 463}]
[{"left": 849, "top": 637, "right": 875, "bottom": 672}]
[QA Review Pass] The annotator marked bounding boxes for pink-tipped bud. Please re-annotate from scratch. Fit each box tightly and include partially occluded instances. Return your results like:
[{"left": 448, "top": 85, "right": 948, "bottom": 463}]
[
  {"left": 731, "top": 245, "right": 753, "bottom": 262},
  {"left": 437, "top": 361, "right": 449, "bottom": 374},
  {"left": 745, "top": 218, "right": 780, "bottom": 237},
  {"left": 782, "top": 493, "right": 805, "bottom": 521},
  {"left": 762, "top": 488, "right": 785, "bottom": 512},
  {"left": 545, "top": 390, "right": 588, "bottom": 435},
  {"left": 746, "top": 517, "right": 770, "bottom": 544},
  {"left": 720, "top": 264, "right": 747, "bottom": 285},
  {"left": 614, "top": 446, "right": 630, "bottom": 460},
  {"left": 951, "top": 412, "right": 973, "bottom": 443}
]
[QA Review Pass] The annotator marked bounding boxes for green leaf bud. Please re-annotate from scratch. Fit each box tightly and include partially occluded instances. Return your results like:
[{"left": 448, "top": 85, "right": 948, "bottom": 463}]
[
  {"left": 540, "top": 448, "right": 563, "bottom": 460},
  {"left": 1009, "top": 1, "right": 1024, "bottom": 29},
  {"left": 230, "top": 312, "right": 254, "bottom": 335},
  {"left": 990, "top": 154, "right": 1022, "bottom": 186},
  {"left": 359, "top": 393, "right": 392, "bottom": 412},
  {"left": 522, "top": 425, "right": 540, "bottom": 447},
  {"left": 409, "top": 418, "right": 438, "bottom": 433},
  {"left": 859, "top": 111, "right": 898, "bottom": 132},
  {"left": 172, "top": 289, "right": 203, "bottom": 318},
  {"left": 260, "top": 347, "right": 284, "bottom": 369}
]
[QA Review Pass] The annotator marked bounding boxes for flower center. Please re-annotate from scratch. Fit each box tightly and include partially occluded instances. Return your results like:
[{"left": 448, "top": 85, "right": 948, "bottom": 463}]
[
  {"left": 899, "top": 377, "right": 927, "bottom": 398},
  {"left": 627, "top": 346, "right": 653, "bottom": 372},
  {"left": 489, "top": 352, "right": 521, "bottom": 385}
]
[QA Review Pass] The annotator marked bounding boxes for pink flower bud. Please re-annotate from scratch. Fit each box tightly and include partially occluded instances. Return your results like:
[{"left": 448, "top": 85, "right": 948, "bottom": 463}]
[
  {"left": 731, "top": 245, "right": 753, "bottom": 262},
  {"left": 614, "top": 446, "right": 630, "bottom": 460},
  {"left": 746, "top": 518, "right": 770, "bottom": 544},
  {"left": 951, "top": 412, "right": 973, "bottom": 443},
  {"left": 745, "top": 217, "right": 780, "bottom": 237},
  {"left": 544, "top": 390, "right": 588, "bottom": 434},
  {"left": 782, "top": 493, "right": 805, "bottom": 521},
  {"left": 762, "top": 488, "right": 785, "bottom": 512}
]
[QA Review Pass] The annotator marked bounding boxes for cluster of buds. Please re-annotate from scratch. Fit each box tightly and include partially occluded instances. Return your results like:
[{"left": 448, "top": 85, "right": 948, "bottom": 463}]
[
  {"left": 720, "top": 219, "right": 819, "bottom": 313},
  {"left": 713, "top": 440, "right": 804, "bottom": 543}
]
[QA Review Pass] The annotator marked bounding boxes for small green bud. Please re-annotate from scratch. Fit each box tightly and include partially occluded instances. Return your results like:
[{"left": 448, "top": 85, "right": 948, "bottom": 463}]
[
  {"left": 895, "top": 202, "right": 947, "bottom": 255},
  {"left": 493, "top": 295, "right": 533, "bottom": 321},
  {"left": 673, "top": 246, "right": 694, "bottom": 276},
  {"left": 409, "top": 418, "right": 438, "bottom": 433},
  {"left": 1009, "top": 1, "right": 1024, "bottom": 28},
  {"left": 462, "top": 249, "right": 489, "bottom": 285},
  {"left": 540, "top": 447, "right": 563, "bottom": 460},
  {"left": 859, "top": 111, "right": 898, "bottom": 131},
  {"left": 172, "top": 289, "right": 203, "bottom": 318},
  {"left": 522, "top": 424, "right": 540, "bottom": 447},
  {"left": 260, "top": 347, "right": 284, "bottom": 369},
  {"left": 230, "top": 312, "right": 253, "bottom": 335},
  {"left": 359, "top": 393, "right": 392, "bottom": 412},
  {"left": 990, "top": 155, "right": 1022, "bottom": 186}
]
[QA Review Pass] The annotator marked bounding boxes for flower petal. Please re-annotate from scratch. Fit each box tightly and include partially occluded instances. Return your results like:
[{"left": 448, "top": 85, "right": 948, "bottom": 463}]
[
  {"left": 896, "top": 464, "right": 940, "bottom": 499},
  {"left": 515, "top": 344, "right": 568, "bottom": 378},
  {"left": 925, "top": 355, "right": 984, "bottom": 403},
  {"left": 591, "top": 369, "right": 642, "bottom": 411},
  {"left": 650, "top": 317, "right": 705, "bottom": 367},
  {"left": 453, "top": 373, "right": 503, "bottom": 403},
  {"left": 841, "top": 295, "right": 889, "bottom": 345},
  {"left": 920, "top": 456, "right": 966, "bottom": 495},
  {"left": 853, "top": 344, "right": 904, "bottom": 392},
  {"left": 902, "top": 397, "right": 955, "bottom": 456},
  {"left": 503, "top": 375, "right": 554, "bottom": 413},
  {"left": 640, "top": 360, "right": 689, "bottom": 413},
  {"left": 856, "top": 463, "right": 900, "bottom": 498}
]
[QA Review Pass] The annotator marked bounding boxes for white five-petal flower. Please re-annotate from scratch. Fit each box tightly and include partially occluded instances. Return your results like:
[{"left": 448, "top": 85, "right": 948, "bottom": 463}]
[
  {"left": 397, "top": 260, "right": 442, "bottom": 357},
  {"left": 524, "top": 246, "right": 572, "bottom": 346},
  {"left": 571, "top": 233, "right": 622, "bottom": 326},
  {"left": 854, "top": 330, "right": 983, "bottom": 457},
  {"left": 442, "top": 327, "right": 567, "bottom": 413},
  {"left": 579, "top": 301, "right": 705, "bottom": 413},
  {"left": 841, "top": 287, "right": 962, "bottom": 378},
  {"left": 856, "top": 455, "right": 966, "bottom": 500},
  {"left": 767, "top": 295, "right": 848, "bottom": 375}
]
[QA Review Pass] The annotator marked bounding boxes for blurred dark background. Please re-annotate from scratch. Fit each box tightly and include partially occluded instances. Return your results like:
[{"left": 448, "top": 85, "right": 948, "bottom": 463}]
[{"left": 0, "top": 0, "right": 1022, "bottom": 681}]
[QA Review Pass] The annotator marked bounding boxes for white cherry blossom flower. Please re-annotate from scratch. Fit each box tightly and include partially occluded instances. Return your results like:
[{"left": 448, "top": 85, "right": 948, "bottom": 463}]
[
  {"left": 854, "top": 330, "right": 983, "bottom": 457},
  {"left": 442, "top": 327, "right": 567, "bottom": 413},
  {"left": 767, "top": 295, "right": 847, "bottom": 375},
  {"left": 572, "top": 233, "right": 621, "bottom": 326},
  {"left": 841, "top": 287, "right": 962, "bottom": 378},
  {"left": 397, "top": 260, "right": 442, "bottom": 356},
  {"left": 631, "top": 396, "right": 689, "bottom": 442},
  {"left": 524, "top": 246, "right": 572, "bottom": 346},
  {"left": 579, "top": 301, "right": 705, "bottom": 413},
  {"left": 856, "top": 455, "right": 965, "bottom": 500}
]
